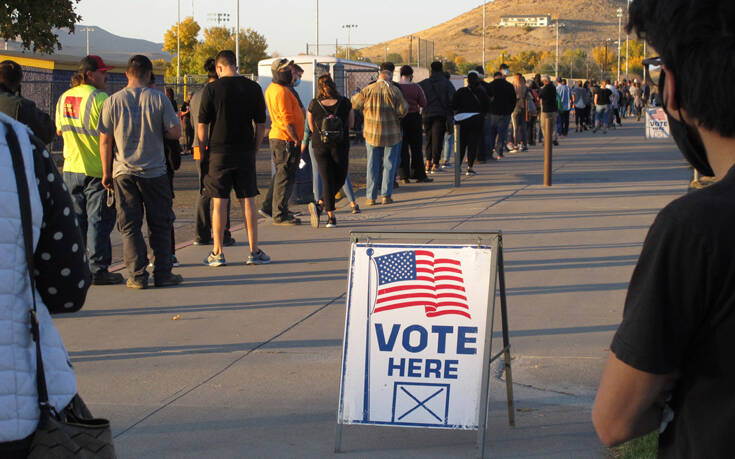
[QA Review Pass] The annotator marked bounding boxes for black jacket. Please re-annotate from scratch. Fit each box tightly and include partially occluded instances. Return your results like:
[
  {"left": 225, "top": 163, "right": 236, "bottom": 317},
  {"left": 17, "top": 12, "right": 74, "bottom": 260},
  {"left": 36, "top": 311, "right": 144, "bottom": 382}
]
[
  {"left": 487, "top": 78, "right": 517, "bottom": 116},
  {"left": 0, "top": 84, "right": 55, "bottom": 144},
  {"left": 539, "top": 83, "right": 558, "bottom": 113},
  {"left": 418, "top": 72, "right": 456, "bottom": 118},
  {"left": 452, "top": 85, "right": 490, "bottom": 116}
]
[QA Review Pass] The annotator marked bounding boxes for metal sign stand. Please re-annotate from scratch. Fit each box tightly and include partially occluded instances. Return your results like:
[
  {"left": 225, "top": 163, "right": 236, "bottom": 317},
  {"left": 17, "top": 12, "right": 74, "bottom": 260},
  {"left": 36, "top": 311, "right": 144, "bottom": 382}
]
[{"left": 335, "top": 231, "right": 515, "bottom": 458}]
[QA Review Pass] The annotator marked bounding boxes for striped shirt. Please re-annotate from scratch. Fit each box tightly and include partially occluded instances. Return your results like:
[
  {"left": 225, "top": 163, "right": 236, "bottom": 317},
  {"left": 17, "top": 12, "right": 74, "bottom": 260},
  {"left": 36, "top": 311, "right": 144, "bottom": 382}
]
[{"left": 351, "top": 80, "right": 408, "bottom": 147}]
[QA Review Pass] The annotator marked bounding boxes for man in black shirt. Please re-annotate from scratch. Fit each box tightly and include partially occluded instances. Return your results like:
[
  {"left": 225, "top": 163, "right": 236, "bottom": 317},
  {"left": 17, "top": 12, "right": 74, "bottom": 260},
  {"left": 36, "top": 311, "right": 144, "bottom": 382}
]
[
  {"left": 538, "top": 74, "right": 559, "bottom": 146},
  {"left": 198, "top": 50, "right": 269, "bottom": 267},
  {"left": 593, "top": 1, "right": 735, "bottom": 456},
  {"left": 486, "top": 71, "right": 516, "bottom": 159},
  {"left": 592, "top": 82, "right": 613, "bottom": 133}
]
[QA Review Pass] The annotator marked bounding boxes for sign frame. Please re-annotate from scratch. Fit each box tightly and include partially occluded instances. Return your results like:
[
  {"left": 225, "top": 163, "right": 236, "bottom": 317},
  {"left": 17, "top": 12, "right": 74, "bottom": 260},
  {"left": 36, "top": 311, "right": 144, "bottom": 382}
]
[{"left": 335, "top": 231, "right": 515, "bottom": 458}]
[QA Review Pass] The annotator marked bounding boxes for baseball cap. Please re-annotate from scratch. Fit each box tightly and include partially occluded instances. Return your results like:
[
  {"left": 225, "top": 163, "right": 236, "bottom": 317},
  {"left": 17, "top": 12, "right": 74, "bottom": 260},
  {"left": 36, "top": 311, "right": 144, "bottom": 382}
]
[
  {"left": 79, "top": 55, "right": 113, "bottom": 73},
  {"left": 271, "top": 58, "right": 294, "bottom": 73}
]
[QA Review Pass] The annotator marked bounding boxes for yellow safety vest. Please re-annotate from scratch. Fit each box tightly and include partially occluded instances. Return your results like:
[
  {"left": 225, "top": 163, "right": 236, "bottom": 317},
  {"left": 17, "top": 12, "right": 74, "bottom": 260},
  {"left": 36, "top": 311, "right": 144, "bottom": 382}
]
[{"left": 55, "top": 84, "right": 108, "bottom": 178}]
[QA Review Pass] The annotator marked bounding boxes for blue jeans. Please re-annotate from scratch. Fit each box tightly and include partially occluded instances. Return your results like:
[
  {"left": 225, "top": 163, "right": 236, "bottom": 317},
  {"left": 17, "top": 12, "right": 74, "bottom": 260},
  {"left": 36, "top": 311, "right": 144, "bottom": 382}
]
[
  {"left": 390, "top": 136, "right": 403, "bottom": 183},
  {"left": 365, "top": 142, "right": 396, "bottom": 200},
  {"left": 595, "top": 105, "right": 609, "bottom": 129},
  {"left": 488, "top": 115, "right": 511, "bottom": 155},
  {"left": 441, "top": 132, "right": 454, "bottom": 164},
  {"left": 308, "top": 142, "right": 356, "bottom": 203},
  {"left": 63, "top": 172, "right": 116, "bottom": 274}
]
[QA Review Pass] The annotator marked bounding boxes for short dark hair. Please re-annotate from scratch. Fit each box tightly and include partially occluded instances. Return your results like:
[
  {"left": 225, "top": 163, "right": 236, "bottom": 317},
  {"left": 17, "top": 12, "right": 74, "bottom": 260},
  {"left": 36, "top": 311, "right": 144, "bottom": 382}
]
[
  {"left": 399, "top": 65, "right": 413, "bottom": 77},
  {"left": 380, "top": 62, "right": 395, "bottom": 72},
  {"left": 0, "top": 60, "right": 22, "bottom": 91},
  {"left": 430, "top": 61, "right": 443, "bottom": 72},
  {"left": 499, "top": 63, "right": 509, "bottom": 70},
  {"left": 493, "top": 71, "right": 503, "bottom": 78},
  {"left": 628, "top": 0, "right": 735, "bottom": 136},
  {"left": 293, "top": 64, "right": 304, "bottom": 73},
  {"left": 474, "top": 65, "right": 484, "bottom": 75},
  {"left": 216, "top": 50, "right": 237, "bottom": 67},
  {"left": 204, "top": 58, "right": 217, "bottom": 79},
  {"left": 127, "top": 55, "right": 152, "bottom": 79}
]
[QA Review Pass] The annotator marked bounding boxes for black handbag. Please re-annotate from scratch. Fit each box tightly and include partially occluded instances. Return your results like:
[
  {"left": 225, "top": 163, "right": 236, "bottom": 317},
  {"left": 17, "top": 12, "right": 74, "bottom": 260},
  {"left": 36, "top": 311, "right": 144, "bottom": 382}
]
[{"left": 3, "top": 122, "right": 117, "bottom": 459}]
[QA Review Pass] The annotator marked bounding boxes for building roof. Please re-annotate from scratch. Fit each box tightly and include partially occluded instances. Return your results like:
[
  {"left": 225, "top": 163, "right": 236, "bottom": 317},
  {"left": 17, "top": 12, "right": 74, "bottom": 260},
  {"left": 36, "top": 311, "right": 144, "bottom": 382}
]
[
  {"left": 499, "top": 14, "right": 551, "bottom": 19},
  {"left": 0, "top": 49, "right": 166, "bottom": 74}
]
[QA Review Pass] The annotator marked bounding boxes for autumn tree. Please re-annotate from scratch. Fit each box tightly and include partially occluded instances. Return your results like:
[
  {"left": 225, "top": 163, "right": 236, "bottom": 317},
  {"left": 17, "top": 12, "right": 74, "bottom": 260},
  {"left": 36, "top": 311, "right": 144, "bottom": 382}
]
[
  {"left": 163, "top": 16, "right": 201, "bottom": 76},
  {"left": 0, "top": 0, "right": 81, "bottom": 53}
]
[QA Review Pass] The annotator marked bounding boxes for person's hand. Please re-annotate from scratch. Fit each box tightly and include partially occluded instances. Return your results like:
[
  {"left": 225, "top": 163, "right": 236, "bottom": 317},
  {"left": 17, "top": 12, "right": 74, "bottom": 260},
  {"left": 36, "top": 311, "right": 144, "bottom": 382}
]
[
  {"left": 102, "top": 174, "right": 113, "bottom": 190},
  {"left": 300, "top": 143, "right": 307, "bottom": 154}
]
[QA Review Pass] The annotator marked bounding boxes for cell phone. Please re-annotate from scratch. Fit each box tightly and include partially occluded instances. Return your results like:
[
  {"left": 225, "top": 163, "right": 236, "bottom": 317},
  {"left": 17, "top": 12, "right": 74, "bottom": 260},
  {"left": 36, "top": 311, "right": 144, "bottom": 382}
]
[{"left": 106, "top": 189, "right": 115, "bottom": 207}]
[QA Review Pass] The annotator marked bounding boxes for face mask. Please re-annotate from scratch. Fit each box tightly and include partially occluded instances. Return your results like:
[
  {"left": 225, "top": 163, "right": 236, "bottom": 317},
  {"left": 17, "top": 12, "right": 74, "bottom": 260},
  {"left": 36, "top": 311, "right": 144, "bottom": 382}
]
[
  {"left": 660, "top": 71, "right": 715, "bottom": 177},
  {"left": 502, "top": 69, "right": 509, "bottom": 76},
  {"left": 293, "top": 78, "right": 301, "bottom": 87}
]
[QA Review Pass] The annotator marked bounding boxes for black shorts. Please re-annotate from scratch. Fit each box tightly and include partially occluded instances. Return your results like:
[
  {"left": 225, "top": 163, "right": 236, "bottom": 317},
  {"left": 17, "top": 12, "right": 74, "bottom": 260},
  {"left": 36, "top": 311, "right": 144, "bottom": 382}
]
[{"left": 204, "top": 152, "right": 259, "bottom": 199}]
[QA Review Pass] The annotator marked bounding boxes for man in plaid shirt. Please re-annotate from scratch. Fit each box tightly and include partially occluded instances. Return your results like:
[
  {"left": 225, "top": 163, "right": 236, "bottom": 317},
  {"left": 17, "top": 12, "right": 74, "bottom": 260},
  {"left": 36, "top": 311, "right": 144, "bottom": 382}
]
[{"left": 351, "top": 69, "right": 408, "bottom": 205}]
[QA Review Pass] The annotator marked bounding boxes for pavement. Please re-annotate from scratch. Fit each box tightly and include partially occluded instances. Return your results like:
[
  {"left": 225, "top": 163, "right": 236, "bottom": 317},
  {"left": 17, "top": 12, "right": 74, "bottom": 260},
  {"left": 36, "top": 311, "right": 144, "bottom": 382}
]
[{"left": 54, "top": 121, "right": 688, "bottom": 458}]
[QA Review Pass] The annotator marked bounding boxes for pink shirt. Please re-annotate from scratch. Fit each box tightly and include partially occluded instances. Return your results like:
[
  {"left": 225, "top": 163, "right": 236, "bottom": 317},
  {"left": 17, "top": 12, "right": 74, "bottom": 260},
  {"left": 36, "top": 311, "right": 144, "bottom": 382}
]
[{"left": 397, "top": 81, "right": 427, "bottom": 113}]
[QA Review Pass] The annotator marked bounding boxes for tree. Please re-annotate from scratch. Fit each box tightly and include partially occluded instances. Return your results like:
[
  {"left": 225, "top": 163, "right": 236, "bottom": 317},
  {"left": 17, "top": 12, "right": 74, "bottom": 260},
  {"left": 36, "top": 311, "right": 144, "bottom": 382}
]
[
  {"left": 385, "top": 53, "right": 404, "bottom": 64},
  {"left": 0, "top": 0, "right": 81, "bottom": 53},
  {"left": 236, "top": 28, "right": 268, "bottom": 74}
]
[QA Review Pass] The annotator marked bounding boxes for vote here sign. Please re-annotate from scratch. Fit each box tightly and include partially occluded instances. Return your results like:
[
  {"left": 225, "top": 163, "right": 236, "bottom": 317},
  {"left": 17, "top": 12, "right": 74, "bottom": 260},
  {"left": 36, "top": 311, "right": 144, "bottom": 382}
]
[{"left": 338, "top": 243, "right": 494, "bottom": 430}]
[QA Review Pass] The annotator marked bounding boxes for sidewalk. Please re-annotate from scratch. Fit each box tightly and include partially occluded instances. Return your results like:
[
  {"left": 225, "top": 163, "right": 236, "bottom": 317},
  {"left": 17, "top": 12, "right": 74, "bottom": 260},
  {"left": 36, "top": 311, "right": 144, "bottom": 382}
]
[{"left": 55, "top": 121, "right": 687, "bottom": 458}]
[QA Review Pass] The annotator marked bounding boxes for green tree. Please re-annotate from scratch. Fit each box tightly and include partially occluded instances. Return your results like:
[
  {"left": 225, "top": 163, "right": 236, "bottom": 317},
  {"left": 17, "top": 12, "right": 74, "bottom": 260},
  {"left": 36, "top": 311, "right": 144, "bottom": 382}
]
[
  {"left": 236, "top": 28, "right": 268, "bottom": 74},
  {"left": 0, "top": 0, "right": 81, "bottom": 53},
  {"left": 385, "top": 53, "right": 404, "bottom": 64}
]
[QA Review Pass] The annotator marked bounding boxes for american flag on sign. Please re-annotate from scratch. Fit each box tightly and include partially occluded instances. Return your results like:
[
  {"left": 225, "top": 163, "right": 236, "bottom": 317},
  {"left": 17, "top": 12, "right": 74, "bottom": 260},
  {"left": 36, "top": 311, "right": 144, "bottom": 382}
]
[{"left": 372, "top": 250, "right": 471, "bottom": 319}]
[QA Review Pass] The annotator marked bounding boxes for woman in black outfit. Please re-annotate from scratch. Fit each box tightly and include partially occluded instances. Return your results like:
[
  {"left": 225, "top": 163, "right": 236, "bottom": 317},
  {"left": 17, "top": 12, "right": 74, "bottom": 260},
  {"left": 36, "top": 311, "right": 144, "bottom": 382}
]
[
  {"left": 452, "top": 71, "right": 489, "bottom": 176},
  {"left": 307, "top": 74, "right": 354, "bottom": 228}
]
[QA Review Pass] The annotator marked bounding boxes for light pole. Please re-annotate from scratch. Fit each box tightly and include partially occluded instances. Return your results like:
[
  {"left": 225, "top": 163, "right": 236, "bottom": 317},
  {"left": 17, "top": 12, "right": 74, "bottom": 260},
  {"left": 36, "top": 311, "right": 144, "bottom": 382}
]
[
  {"left": 482, "top": 1, "right": 486, "bottom": 72},
  {"left": 235, "top": 0, "right": 240, "bottom": 71},
  {"left": 342, "top": 24, "right": 358, "bottom": 60},
  {"left": 555, "top": 20, "right": 564, "bottom": 78},
  {"left": 616, "top": 7, "right": 623, "bottom": 82},
  {"left": 384, "top": 46, "right": 389, "bottom": 63},
  {"left": 80, "top": 27, "right": 94, "bottom": 55},
  {"left": 315, "top": 0, "right": 319, "bottom": 56},
  {"left": 177, "top": 0, "right": 180, "bottom": 86},
  {"left": 625, "top": 0, "right": 631, "bottom": 79}
]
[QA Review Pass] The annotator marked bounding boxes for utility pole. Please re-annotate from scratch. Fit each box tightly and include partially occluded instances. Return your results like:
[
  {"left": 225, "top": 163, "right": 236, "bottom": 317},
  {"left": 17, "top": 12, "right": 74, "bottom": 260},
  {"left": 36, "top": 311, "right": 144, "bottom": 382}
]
[
  {"left": 643, "top": 41, "right": 647, "bottom": 81},
  {"left": 482, "top": 1, "right": 486, "bottom": 72},
  {"left": 316, "top": 0, "right": 319, "bottom": 56},
  {"left": 555, "top": 19, "right": 560, "bottom": 78},
  {"left": 177, "top": 0, "right": 180, "bottom": 86},
  {"left": 235, "top": 0, "right": 240, "bottom": 70},
  {"left": 408, "top": 36, "right": 413, "bottom": 66},
  {"left": 616, "top": 7, "right": 623, "bottom": 82},
  {"left": 625, "top": 0, "right": 630, "bottom": 79},
  {"left": 342, "top": 24, "right": 357, "bottom": 60},
  {"left": 80, "top": 27, "right": 94, "bottom": 55},
  {"left": 603, "top": 39, "right": 608, "bottom": 80}
]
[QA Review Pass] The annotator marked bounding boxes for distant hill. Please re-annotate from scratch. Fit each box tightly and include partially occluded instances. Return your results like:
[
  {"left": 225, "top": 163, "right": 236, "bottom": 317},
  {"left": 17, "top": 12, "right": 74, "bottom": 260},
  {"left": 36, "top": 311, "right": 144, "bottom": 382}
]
[
  {"left": 360, "top": 0, "right": 628, "bottom": 65},
  {"left": 2, "top": 26, "right": 171, "bottom": 62}
]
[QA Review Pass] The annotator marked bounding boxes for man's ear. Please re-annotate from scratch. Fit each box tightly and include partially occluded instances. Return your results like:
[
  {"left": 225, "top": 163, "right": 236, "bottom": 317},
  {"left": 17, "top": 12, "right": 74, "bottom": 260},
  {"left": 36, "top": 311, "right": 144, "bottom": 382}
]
[{"left": 662, "top": 67, "right": 680, "bottom": 116}]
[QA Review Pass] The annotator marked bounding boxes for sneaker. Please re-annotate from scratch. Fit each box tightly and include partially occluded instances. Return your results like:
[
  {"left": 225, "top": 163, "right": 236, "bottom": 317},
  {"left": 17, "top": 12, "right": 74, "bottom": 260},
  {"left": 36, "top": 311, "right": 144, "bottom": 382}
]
[
  {"left": 308, "top": 202, "right": 320, "bottom": 228},
  {"left": 497, "top": 154, "right": 504, "bottom": 160},
  {"left": 466, "top": 168, "right": 477, "bottom": 176},
  {"left": 508, "top": 148, "right": 519, "bottom": 154},
  {"left": 193, "top": 238, "right": 212, "bottom": 246},
  {"left": 400, "top": 178, "right": 410, "bottom": 185},
  {"left": 429, "top": 168, "right": 436, "bottom": 175},
  {"left": 326, "top": 217, "right": 337, "bottom": 228},
  {"left": 520, "top": 145, "right": 528, "bottom": 152},
  {"left": 126, "top": 277, "right": 148, "bottom": 289},
  {"left": 552, "top": 140, "right": 559, "bottom": 146},
  {"left": 92, "top": 270, "right": 124, "bottom": 285},
  {"left": 154, "top": 273, "right": 183, "bottom": 287},
  {"left": 440, "top": 163, "right": 448, "bottom": 169},
  {"left": 381, "top": 196, "right": 394, "bottom": 205},
  {"left": 258, "top": 209, "right": 272, "bottom": 218},
  {"left": 393, "top": 181, "right": 400, "bottom": 189},
  {"left": 273, "top": 216, "right": 301, "bottom": 226},
  {"left": 351, "top": 203, "right": 361, "bottom": 214},
  {"left": 204, "top": 251, "right": 226, "bottom": 267},
  {"left": 415, "top": 177, "right": 434, "bottom": 183},
  {"left": 246, "top": 249, "right": 271, "bottom": 265},
  {"left": 171, "top": 254, "right": 180, "bottom": 267},
  {"left": 365, "top": 198, "right": 377, "bottom": 206},
  {"left": 223, "top": 236, "right": 237, "bottom": 247}
]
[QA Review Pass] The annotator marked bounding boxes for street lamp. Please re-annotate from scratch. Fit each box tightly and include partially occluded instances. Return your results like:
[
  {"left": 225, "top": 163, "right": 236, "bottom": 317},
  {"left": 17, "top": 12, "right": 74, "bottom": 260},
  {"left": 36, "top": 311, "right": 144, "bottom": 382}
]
[
  {"left": 177, "top": 0, "right": 180, "bottom": 86},
  {"left": 342, "top": 24, "right": 358, "bottom": 60},
  {"left": 315, "top": 0, "right": 319, "bottom": 56},
  {"left": 625, "top": 0, "right": 631, "bottom": 79},
  {"left": 482, "top": 1, "right": 486, "bottom": 72},
  {"left": 555, "top": 20, "right": 565, "bottom": 79},
  {"left": 616, "top": 7, "right": 623, "bottom": 82},
  {"left": 235, "top": 0, "right": 240, "bottom": 71},
  {"left": 80, "top": 27, "right": 94, "bottom": 55}
]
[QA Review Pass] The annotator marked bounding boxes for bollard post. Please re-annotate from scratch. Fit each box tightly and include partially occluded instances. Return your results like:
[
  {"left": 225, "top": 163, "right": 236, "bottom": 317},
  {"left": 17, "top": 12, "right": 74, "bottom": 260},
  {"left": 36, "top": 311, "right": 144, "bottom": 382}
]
[
  {"left": 543, "top": 116, "right": 553, "bottom": 186},
  {"left": 453, "top": 123, "right": 461, "bottom": 187}
]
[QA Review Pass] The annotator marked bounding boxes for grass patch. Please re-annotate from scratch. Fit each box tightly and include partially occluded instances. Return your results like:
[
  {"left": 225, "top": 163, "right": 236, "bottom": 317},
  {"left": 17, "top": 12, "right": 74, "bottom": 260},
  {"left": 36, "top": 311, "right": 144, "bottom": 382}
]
[{"left": 609, "top": 431, "right": 658, "bottom": 458}]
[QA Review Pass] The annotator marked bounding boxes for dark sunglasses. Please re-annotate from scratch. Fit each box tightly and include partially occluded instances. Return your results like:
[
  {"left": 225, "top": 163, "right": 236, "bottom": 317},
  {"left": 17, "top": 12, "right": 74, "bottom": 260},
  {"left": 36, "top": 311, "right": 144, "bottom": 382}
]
[{"left": 642, "top": 57, "right": 663, "bottom": 90}]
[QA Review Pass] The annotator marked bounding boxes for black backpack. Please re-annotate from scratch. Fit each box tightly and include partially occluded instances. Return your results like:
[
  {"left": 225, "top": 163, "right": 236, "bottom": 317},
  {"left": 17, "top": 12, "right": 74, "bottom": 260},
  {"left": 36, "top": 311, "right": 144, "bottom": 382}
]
[{"left": 317, "top": 99, "right": 344, "bottom": 145}]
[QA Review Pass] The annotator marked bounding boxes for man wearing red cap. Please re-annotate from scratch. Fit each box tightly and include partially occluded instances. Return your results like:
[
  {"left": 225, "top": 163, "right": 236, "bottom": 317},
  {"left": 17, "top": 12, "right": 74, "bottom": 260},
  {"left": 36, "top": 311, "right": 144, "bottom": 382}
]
[{"left": 55, "top": 55, "right": 123, "bottom": 285}]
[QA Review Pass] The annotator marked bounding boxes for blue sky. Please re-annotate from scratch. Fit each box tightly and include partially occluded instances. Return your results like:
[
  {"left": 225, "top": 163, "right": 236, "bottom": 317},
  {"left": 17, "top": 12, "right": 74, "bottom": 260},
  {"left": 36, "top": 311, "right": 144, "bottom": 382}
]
[{"left": 75, "top": 0, "right": 488, "bottom": 55}]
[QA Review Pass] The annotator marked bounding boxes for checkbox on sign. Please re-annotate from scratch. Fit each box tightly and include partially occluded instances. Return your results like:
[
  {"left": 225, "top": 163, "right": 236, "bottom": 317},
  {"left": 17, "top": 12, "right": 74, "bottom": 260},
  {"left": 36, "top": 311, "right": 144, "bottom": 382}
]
[{"left": 391, "top": 382, "right": 450, "bottom": 426}]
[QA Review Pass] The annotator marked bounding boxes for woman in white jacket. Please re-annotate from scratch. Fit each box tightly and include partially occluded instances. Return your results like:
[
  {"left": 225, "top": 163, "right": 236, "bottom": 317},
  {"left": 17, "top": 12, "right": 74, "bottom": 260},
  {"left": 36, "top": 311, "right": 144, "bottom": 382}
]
[{"left": 0, "top": 113, "right": 91, "bottom": 457}]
